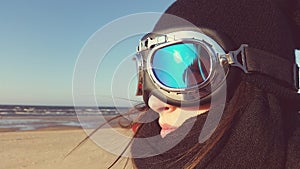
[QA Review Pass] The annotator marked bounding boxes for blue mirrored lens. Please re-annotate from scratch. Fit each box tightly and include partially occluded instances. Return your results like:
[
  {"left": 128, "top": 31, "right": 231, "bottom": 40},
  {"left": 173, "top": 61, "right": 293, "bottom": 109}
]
[{"left": 151, "top": 43, "right": 210, "bottom": 89}]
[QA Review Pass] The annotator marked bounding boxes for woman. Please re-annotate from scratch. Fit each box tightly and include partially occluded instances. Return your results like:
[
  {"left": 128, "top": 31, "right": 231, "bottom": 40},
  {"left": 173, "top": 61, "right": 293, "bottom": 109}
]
[{"left": 129, "top": 0, "right": 300, "bottom": 168}]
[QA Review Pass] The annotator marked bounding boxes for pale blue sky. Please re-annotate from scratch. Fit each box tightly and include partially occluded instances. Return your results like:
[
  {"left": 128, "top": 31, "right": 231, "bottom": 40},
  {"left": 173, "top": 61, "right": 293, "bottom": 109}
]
[
  {"left": 0, "top": 1, "right": 299, "bottom": 106},
  {"left": 0, "top": 0, "right": 175, "bottom": 106}
]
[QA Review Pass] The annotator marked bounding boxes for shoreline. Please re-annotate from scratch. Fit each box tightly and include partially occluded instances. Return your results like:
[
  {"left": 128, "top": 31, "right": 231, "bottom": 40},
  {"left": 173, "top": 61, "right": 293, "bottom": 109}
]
[
  {"left": 0, "top": 125, "right": 83, "bottom": 132},
  {"left": 0, "top": 115, "right": 131, "bottom": 132}
]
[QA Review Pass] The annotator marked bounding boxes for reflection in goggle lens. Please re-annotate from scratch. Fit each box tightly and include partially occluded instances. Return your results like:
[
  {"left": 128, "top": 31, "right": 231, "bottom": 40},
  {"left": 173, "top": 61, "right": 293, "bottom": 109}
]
[{"left": 151, "top": 43, "right": 211, "bottom": 89}]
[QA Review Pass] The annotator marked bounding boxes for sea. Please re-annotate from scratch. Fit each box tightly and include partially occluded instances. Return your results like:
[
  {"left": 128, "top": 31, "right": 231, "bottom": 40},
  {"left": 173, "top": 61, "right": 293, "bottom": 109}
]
[{"left": 0, "top": 105, "right": 131, "bottom": 131}]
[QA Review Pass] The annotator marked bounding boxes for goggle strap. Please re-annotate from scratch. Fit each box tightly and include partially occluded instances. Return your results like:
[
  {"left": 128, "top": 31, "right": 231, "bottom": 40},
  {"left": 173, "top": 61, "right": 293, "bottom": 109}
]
[
  {"left": 223, "top": 44, "right": 299, "bottom": 90},
  {"left": 244, "top": 46, "right": 299, "bottom": 90}
]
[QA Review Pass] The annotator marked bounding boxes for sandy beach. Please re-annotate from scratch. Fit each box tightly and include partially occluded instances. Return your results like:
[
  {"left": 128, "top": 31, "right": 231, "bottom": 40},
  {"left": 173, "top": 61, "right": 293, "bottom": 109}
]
[{"left": 0, "top": 127, "right": 133, "bottom": 169}]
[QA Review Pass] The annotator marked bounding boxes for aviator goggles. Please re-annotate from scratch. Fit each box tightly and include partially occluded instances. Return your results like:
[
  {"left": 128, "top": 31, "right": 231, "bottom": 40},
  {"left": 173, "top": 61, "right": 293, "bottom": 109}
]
[{"left": 135, "top": 31, "right": 299, "bottom": 106}]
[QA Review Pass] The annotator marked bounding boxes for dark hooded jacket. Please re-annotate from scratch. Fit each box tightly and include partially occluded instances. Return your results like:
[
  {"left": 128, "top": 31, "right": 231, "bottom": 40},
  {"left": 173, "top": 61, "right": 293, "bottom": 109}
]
[{"left": 131, "top": 0, "right": 300, "bottom": 168}]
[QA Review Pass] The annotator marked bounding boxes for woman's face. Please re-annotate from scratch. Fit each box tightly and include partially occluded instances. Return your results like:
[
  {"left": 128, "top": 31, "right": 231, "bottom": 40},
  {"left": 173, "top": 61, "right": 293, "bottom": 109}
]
[{"left": 148, "top": 95, "right": 210, "bottom": 138}]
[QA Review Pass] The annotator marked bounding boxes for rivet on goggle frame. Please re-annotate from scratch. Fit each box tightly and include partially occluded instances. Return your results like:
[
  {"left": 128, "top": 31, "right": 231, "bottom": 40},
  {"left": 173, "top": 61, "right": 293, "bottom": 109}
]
[{"left": 137, "top": 35, "right": 168, "bottom": 52}]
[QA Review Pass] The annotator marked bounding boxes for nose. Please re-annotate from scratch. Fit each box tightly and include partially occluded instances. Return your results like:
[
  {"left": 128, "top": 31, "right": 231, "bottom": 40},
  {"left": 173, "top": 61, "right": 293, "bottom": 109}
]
[{"left": 148, "top": 95, "right": 176, "bottom": 114}]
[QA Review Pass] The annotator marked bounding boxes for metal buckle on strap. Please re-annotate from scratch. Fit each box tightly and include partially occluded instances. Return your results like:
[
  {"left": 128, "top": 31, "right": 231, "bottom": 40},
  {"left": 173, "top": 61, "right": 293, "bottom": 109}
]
[
  {"left": 224, "top": 44, "right": 249, "bottom": 73},
  {"left": 294, "top": 63, "right": 299, "bottom": 90}
]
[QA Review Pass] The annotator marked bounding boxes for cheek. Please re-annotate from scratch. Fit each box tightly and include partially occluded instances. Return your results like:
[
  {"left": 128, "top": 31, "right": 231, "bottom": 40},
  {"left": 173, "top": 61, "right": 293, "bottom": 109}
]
[{"left": 158, "top": 111, "right": 181, "bottom": 126}]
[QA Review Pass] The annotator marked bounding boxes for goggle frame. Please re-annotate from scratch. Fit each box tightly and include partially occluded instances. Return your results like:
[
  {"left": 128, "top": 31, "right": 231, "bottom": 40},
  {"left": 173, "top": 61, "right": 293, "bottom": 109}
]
[{"left": 135, "top": 31, "right": 248, "bottom": 104}]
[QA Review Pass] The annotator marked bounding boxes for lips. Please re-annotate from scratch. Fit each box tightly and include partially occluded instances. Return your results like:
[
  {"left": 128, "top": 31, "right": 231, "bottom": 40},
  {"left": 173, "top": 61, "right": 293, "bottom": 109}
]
[{"left": 159, "top": 123, "right": 178, "bottom": 138}]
